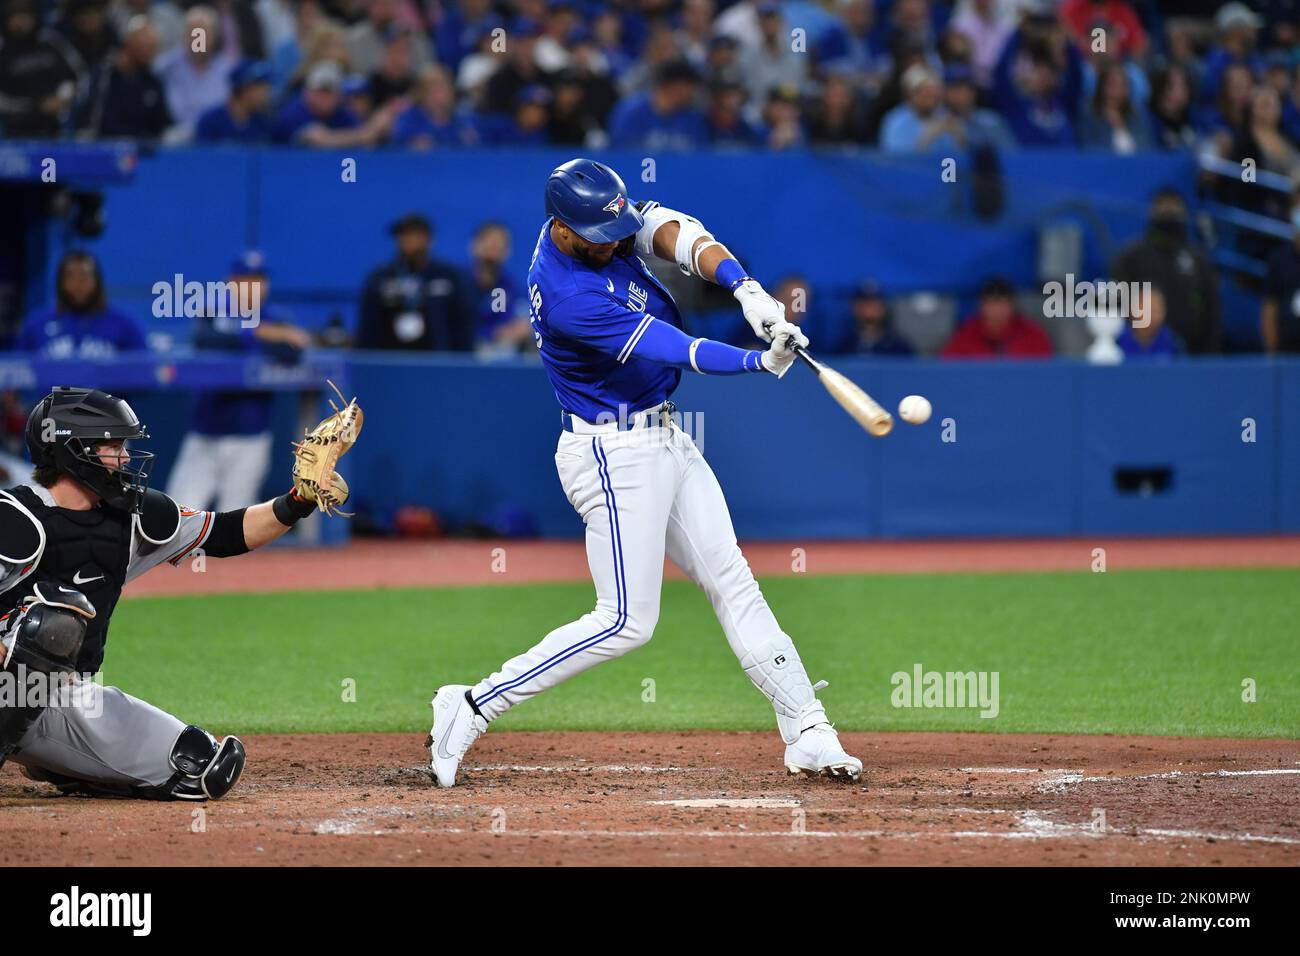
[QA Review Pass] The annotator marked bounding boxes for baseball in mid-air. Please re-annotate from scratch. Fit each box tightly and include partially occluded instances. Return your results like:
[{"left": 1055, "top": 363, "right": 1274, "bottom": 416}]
[{"left": 898, "top": 395, "right": 932, "bottom": 425}]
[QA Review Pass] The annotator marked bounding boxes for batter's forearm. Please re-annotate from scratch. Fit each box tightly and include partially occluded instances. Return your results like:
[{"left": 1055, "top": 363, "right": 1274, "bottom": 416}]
[
  {"left": 629, "top": 317, "right": 765, "bottom": 374},
  {"left": 647, "top": 218, "right": 739, "bottom": 286}
]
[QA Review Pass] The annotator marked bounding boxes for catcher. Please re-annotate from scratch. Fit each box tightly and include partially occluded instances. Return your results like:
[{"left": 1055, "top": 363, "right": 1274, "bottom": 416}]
[{"left": 0, "top": 383, "right": 360, "bottom": 799}]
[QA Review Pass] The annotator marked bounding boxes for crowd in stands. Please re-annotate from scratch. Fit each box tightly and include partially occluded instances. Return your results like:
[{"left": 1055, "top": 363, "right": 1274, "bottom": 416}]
[
  {"left": 0, "top": 0, "right": 1297, "bottom": 162},
  {"left": 4, "top": 2, "right": 1300, "bottom": 360}
]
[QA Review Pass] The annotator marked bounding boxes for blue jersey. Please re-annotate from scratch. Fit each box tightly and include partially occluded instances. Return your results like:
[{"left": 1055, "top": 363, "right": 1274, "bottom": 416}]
[
  {"left": 527, "top": 219, "right": 686, "bottom": 422},
  {"left": 16, "top": 307, "right": 147, "bottom": 357}
]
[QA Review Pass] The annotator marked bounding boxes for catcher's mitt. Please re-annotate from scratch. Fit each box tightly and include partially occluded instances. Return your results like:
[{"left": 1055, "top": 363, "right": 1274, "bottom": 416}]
[{"left": 292, "top": 380, "right": 363, "bottom": 517}]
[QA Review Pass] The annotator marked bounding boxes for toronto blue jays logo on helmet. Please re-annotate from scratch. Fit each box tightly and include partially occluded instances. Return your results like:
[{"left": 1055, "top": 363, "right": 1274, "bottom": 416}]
[{"left": 603, "top": 194, "right": 626, "bottom": 217}]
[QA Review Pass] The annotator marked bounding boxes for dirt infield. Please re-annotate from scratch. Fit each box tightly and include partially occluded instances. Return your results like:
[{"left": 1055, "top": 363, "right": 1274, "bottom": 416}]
[
  {"left": 124, "top": 535, "right": 1300, "bottom": 597},
  {"left": 2, "top": 731, "right": 1296, "bottom": 866}
]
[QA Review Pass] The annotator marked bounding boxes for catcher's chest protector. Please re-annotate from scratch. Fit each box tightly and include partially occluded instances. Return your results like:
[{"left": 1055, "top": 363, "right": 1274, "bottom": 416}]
[{"left": 0, "top": 486, "right": 130, "bottom": 674}]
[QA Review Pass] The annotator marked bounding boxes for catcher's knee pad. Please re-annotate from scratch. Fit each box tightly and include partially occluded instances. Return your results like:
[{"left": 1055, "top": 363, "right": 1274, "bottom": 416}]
[{"left": 149, "top": 726, "right": 246, "bottom": 801}]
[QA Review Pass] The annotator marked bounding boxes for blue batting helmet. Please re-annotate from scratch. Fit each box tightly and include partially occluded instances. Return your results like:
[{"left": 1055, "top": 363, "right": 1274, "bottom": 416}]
[{"left": 544, "top": 158, "right": 644, "bottom": 243}]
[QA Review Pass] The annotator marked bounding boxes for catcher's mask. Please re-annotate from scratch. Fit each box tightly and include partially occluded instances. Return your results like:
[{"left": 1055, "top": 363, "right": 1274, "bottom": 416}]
[{"left": 25, "top": 386, "right": 155, "bottom": 514}]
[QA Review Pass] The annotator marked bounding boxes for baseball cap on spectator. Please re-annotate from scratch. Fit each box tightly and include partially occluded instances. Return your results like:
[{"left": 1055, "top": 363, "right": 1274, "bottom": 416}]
[
  {"left": 510, "top": 17, "right": 543, "bottom": 38},
  {"left": 390, "top": 212, "right": 433, "bottom": 236},
  {"left": 654, "top": 58, "right": 701, "bottom": 87},
  {"left": 515, "top": 84, "right": 552, "bottom": 108},
  {"left": 343, "top": 74, "right": 371, "bottom": 96},
  {"left": 979, "top": 277, "right": 1015, "bottom": 299},
  {"left": 230, "top": 250, "right": 269, "bottom": 276},
  {"left": 757, "top": 0, "right": 782, "bottom": 17},
  {"left": 306, "top": 61, "right": 344, "bottom": 92},
  {"left": 709, "top": 34, "right": 739, "bottom": 52},
  {"left": 1214, "top": 2, "right": 1263, "bottom": 31},
  {"left": 767, "top": 84, "right": 800, "bottom": 106},
  {"left": 902, "top": 64, "right": 940, "bottom": 95},
  {"left": 230, "top": 59, "right": 272, "bottom": 92},
  {"left": 853, "top": 280, "right": 886, "bottom": 302}
]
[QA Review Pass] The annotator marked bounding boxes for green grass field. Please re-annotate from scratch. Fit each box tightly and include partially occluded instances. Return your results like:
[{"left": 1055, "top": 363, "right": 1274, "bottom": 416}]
[{"left": 105, "top": 568, "right": 1300, "bottom": 738}]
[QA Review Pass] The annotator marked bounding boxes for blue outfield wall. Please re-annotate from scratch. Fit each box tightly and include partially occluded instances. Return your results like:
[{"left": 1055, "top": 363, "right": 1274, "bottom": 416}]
[
  {"left": 344, "top": 355, "right": 1299, "bottom": 540},
  {"left": 68, "top": 146, "right": 1197, "bottom": 337}
]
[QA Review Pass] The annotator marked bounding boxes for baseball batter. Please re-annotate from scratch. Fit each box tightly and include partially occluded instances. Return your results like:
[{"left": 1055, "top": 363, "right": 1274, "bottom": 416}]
[
  {"left": 0, "top": 386, "right": 355, "bottom": 799},
  {"left": 428, "top": 158, "right": 862, "bottom": 785}
]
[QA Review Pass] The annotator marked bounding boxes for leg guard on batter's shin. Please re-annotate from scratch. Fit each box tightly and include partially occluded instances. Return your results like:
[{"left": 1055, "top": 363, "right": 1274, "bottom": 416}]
[
  {"left": 738, "top": 636, "right": 830, "bottom": 744},
  {"left": 139, "top": 726, "right": 246, "bottom": 801}
]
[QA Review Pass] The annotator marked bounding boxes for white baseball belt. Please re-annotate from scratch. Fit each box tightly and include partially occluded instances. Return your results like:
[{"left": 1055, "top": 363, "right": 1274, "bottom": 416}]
[{"left": 561, "top": 401, "right": 676, "bottom": 434}]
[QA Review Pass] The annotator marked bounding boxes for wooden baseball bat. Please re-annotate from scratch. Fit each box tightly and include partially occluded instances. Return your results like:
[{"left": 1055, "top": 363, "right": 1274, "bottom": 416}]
[{"left": 792, "top": 346, "right": 894, "bottom": 437}]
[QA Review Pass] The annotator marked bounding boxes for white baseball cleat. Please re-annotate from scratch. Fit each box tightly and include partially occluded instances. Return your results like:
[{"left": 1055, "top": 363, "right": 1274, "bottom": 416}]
[
  {"left": 784, "top": 723, "right": 863, "bottom": 782},
  {"left": 426, "top": 684, "right": 487, "bottom": 788}
]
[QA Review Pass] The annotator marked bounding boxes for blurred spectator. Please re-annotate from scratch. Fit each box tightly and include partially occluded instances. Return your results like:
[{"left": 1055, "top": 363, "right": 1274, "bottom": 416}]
[
  {"left": 1285, "top": 64, "right": 1300, "bottom": 162},
  {"left": 707, "top": 79, "right": 765, "bottom": 146},
  {"left": 1080, "top": 62, "right": 1153, "bottom": 152},
  {"left": 1112, "top": 190, "right": 1222, "bottom": 354},
  {"left": 1060, "top": 0, "right": 1147, "bottom": 60},
  {"left": 355, "top": 213, "right": 474, "bottom": 351},
  {"left": 1117, "top": 285, "right": 1182, "bottom": 359},
  {"left": 110, "top": 0, "right": 183, "bottom": 53},
  {"left": 591, "top": 5, "right": 632, "bottom": 83},
  {"left": 992, "top": 0, "right": 1084, "bottom": 146},
  {"left": 620, "top": 21, "right": 684, "bottom": 96},
  {"left": 287, "top": 16, "right": 352, "bottom": 95},
  {"left": 886, "top": 0, "right": 938, "bottom": 58},
  {"left": 343, "top": 72, "right": 375, "bottom": 120},
  {"left": 434, "top": 0, "right": 498, "bottom": 75},
  {"left": 851, "top": 282, "right": 914, "bottom": 356},
  {"left": 156, "top": 4, "right": 239, "bottom": 130},
  {"left": 367, "top": 26, "right": 417, "bottom": 106},
  {"left": 1201, "top": 61, "right": 1254, "bottom": 137},
  {"left": 940, "top": 63, "right": 1015, "bottom": 149},
  {"left": 468, "top": 222, "right": 532, "bottom": 355},
  {"left": 1224, "top": 84, "right": 1300, "bottom": 183},
  {"left": 392, "top": 64, "right": 477, "bottom": 147},
  {"left": 805, "top": 70, "right": 872, "bottom": 145},
  {"left": 867, "top": 37, "right": 933, "bottom": 137},
  {"left": 950, "top": 0, "right": 1016, "bottom": 90},
  {"left": 1149, "top": 64, "right": 1197, "bottom": 150},
  {"left": 762, "top": 84, "right": 806, "bottom": 150},
  {"left": 547, "top": 67, "right": 604, "bottom": 147},
  {"left": 346, "top": 0, "right": 431, "bottom": 76},
  {"left": 816, "top": 0, "right": 888, "bottom": 89},
  {"left": 772, "top": 274, "right": 812, "bottom": 337},
  {"left": 195, "top": 59, "right": 275, "bottom": 142},
  {"left": 95, "top": 15, "right": 173, "bottom": 139},
  {"left": 609, "top": 58, "right": 709, "bottom": 150},
  {"left": 740, "top": 1, "right": 808, "bottom": 106},
  {"left": 534, "top": 0, "right": 580, "bottom": 73},
  {"left": 455, "top": 16, "right": 507, "bottom": 107},
  {"left": 16, "top": 251, "right": 147, "bottom": 358},
  {"left": 0, "top": 0, "right": 80, "bottom": 138},
  {"left": 1199, "top": 3, "right": 1264, "bottom": 107},
  {"left": 479, "top": 84, "right": 552, "bottom": 145},
  {"left": 714, "top": 0, "right": 767, "bottom": 54},
  {"left": 273, "top": 60, "right": 397, "bottom": 145},
  {"left": 167, "top": 251, "right": 311, "bottom": 511},
  {"left": 703, "top": 33, "right": 744, "bottom": 88},
  {"left": 675, "top": 0, "right": 717, "bottom": 71},
  {"left": 1261, "top": 188, "right": 1300, "bottom": 354},
  {"left": 880, "top": 64, "right": 945, "bottom": 153},
  {"left": 483, "top": 17, "right": 546, "bottom": 115},
  {"left": 941, "top": 278, "right": 1053, "bottom": 358},
  {"left": 56, "top": 0, "right": 118, "bottom": 130}
]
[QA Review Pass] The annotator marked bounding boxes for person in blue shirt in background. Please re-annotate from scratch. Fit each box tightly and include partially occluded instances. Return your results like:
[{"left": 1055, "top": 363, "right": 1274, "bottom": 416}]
[
  {"left": 851, "top": 281, "right": 915, "bottom": 357},
  {"left": 608, "top": 58, "right": 710, "bottom": 150},
  {"left": 468, "top": 221, "right": 533, "bottom": 356},
  {"left": 195, "top": 59, "right": 276, "bottom": 144},
  {"left": 16, "top": 250, "right": 147, "bottom": 358},
  {"left": 166, "top": 251, "right": 313, "bottom": 512},
  {"left": 1116, "top": 285, "right": 1183, "bottom": 360},
  {"left": 273, "top": 61, "right": 360, "bottom": 144}
]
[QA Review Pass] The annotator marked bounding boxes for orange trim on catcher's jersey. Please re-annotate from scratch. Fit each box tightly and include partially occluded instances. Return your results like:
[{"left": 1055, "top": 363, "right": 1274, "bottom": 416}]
[{"left": 166, "top": 511, "right": 212, "bottom": 566}]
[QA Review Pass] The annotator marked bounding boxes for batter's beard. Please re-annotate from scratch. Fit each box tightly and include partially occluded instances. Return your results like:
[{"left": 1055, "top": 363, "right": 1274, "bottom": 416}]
[{"left": 573, "top": 246, "right": 615, "bottom": 268}]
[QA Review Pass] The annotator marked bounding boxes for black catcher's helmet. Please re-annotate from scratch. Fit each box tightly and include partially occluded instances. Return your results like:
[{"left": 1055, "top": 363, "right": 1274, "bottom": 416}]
[{"left": 25, "top": 387, "right": 154, "bottom": 513}]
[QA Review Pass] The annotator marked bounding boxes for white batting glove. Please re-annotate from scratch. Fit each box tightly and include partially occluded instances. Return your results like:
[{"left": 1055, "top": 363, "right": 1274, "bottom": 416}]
[
  {"left": 760, "top": 320, "right": 809, "bottom": 378},
  {"left": 733, "top": 279, "right": 785, "bottom": 342}
]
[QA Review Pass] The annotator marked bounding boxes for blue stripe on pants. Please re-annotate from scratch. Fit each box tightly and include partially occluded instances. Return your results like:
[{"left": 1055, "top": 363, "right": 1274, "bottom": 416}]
[{"left": 474, "top": 437, "right": 626, "bottom": 706}]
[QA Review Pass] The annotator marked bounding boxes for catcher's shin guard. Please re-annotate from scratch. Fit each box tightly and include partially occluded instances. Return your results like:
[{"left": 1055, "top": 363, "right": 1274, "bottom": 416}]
[{"left": 137, "top": 726, "right": 246, "bottom": 800}]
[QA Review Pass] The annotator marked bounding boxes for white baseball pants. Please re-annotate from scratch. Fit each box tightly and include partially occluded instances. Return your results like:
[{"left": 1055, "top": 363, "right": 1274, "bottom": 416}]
[
  {"left": 166, "top": 431, "right": 273, "bottom": 512},
  {"left": 470, "top": 417, "right": 825, "bottom": 737}
]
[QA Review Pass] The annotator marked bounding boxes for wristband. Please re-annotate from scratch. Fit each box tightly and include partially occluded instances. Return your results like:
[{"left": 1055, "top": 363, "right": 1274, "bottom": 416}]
[
  {"left": 717, "top": 258, "right": 749, "bottom": 292},
  {"left": 273, "top": 489, "right": 317, "bottom": 526}
]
